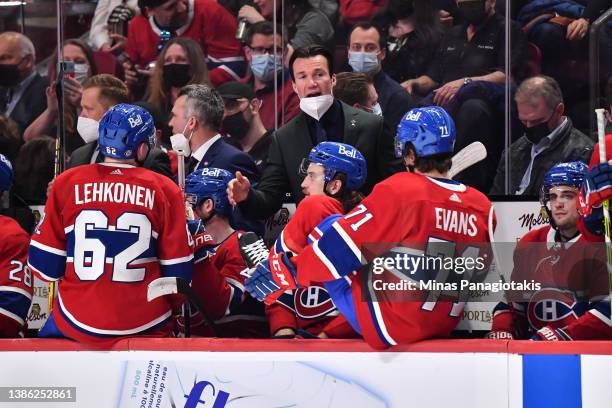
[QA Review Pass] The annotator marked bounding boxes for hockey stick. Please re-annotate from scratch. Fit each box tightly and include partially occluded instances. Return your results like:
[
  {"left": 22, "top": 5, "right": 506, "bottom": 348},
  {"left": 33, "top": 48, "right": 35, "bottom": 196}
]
[
  {"left": 449, "top": 142, "right": 488, "bottom": 179},
  {"left": 595, "top": 108, "right": 612, "bottom": 317},
  {"left": 147, "top": 277, "right": 218, "bottom": 337}
]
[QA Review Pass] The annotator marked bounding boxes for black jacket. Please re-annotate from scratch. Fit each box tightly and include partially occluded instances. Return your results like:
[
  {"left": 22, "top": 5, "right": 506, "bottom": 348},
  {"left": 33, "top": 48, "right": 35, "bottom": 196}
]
[
  {"left": 490, "top": 118, "right": 593, "bottom": 196},
  {"left": 373, "top": 70, "right": 418, "bottom": 129},
  {"left": 68, "top": 142, "right": 173, "bottom": 179},
  {"left": 1, "top": 73, "right": 48, "bottom": 134},
  {"left": 239, "top": 102, "right": 404, "bottom": 220}
]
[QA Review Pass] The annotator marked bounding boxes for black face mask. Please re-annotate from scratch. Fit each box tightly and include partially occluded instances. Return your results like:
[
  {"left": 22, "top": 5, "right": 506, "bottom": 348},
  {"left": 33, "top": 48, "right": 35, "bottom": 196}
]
[
  {"left": 525, "top": 121, "right": 551, "bottom": 144},
  {"left": 0, "top": 63, "right": 22, "bottom": 87},
  {"left": 163, "top": 63, "right": 191, "bottom": 88},
  {"left": 458, "top": 0, "right": 488, "bottom": 25},
  {"left": 222, "top": 110, "right": 249, "bottom": 140}
]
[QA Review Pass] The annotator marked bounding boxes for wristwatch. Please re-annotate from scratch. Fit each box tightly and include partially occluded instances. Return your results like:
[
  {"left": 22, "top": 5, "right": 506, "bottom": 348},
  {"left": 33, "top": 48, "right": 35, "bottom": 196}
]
[{"left": 463, "top": 77, "right": 473, "bottom": 85}]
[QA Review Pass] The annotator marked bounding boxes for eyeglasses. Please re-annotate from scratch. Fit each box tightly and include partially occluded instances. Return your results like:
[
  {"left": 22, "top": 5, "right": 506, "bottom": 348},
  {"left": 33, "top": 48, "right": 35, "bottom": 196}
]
[{"left": 248, "top": 46, "right": 284, "bottom": 56}]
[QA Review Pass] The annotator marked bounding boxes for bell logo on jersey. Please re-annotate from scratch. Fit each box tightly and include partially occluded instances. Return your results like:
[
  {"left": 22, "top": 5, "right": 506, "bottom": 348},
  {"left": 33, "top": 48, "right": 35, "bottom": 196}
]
[
  {"left": 527, "top": 288, "right": 582, "bottom": 330},
  {"left": 338, "top": 145, "right": 357, "bottom": 159},
  {"left": 127, "top": 114, "right": 143, "bottom": 129},
  {"left": 294, "top": 286, "right": 336, "bottom": 319},
  {"left": 405, "top": 111, "right": 422, "bottom": 122}
]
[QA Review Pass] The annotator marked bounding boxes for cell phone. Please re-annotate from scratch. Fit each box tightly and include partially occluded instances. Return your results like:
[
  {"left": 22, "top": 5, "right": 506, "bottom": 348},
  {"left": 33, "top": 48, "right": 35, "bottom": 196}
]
[{"left": 60, "top": 61, "right": 75, "bottom": 79}]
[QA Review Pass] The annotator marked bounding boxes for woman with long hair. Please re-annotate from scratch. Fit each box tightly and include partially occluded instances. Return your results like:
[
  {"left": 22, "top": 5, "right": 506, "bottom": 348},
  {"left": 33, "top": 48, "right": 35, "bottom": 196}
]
[
  {"left": 144, "top": 37, "right": 210, "bottom": 116},
  {"left": 23, "top": 39, "right": 99, "bottom": 154}
]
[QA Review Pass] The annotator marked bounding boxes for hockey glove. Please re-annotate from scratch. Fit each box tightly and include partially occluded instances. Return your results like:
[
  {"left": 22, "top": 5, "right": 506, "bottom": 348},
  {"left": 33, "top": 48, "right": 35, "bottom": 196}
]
[
  {"left": 485, "top": 330, "right": 514, "bottom": 340},
  {"left": 579, "top": 162, "right": 612, "bottom": 217},
  {"left": 531, "top": 326, "right": 572, "bottom": 341},
  {"left": 245, "top": 252, "right": 297, "bottom": 305}
]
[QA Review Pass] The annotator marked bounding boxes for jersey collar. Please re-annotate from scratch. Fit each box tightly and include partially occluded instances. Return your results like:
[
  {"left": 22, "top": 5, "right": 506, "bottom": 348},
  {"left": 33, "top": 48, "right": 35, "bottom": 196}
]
[
  {"left": 425, "top": 176, "right": 467, "bottom": 192},
  {"left": 148, "top": 0, "right": 194, "bottom": 37}
]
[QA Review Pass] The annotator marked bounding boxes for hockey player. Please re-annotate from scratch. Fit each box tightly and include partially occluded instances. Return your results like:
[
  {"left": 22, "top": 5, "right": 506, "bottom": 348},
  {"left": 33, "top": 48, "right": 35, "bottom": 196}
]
[
  {"left": 0, "top": 154, "right": 33, "bottom": 337},
  {"left": 182, "top": 167, "right": 267, "bottom": 337},
  {"left": 265, "top": 142, "right": 366, "bottom": 338},
  {"left": 244, "top": 106, "right": 494, "bottom": 349},
  {"left": 488, "top": 162, "right": 612, "bottom": 340},
  {"left": 28, "top": 104, "right": 193, "bottom": 345}
]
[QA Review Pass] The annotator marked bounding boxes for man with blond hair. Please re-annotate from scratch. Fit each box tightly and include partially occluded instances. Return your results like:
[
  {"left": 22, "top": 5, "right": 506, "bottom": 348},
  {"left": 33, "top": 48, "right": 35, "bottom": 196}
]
[{"left": 0, "top": 32, "right": 48, "bottom": 133}]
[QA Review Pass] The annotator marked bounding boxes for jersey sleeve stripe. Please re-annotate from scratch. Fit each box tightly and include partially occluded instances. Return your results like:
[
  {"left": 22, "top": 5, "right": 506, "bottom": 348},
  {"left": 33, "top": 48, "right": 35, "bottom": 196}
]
[
  {"left": 28, "top": 245, "right": 67, "bottom": 281},
  {"left": 0, "top": 307, "right": 25, "bottom": 326},
  {"left": 159, "top": 254, "right": 194, "bottom": 265},
  {"left": 0, "top": 291, "right": 31, "bottom": 323},
  {"left": 29, "top": 239, "right": 67, "bottom": 256},
  {"left": 27, "top": 262, "right": 58, "bottom": 282},
  {"left": 57, "top": 292, "right": 172, "bottom": 336},
  {"left": 332, "top": 223, "right": 362, "bottom": 261},
  {"left": 312, "top": 240, "right": 343, "bottom": 280},
  {"left": 0, "top": 286, "right": 32, "bottom": 300},
  {"left": 589, "top": 305, "right": 612, "bottom": 325},
  {"left": 367, "top": 300, "right": 397, "bottom": 346}
]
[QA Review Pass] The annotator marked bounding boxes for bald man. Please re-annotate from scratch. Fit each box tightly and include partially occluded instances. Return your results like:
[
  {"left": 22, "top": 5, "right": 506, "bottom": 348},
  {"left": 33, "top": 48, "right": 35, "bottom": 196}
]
[{"left": 0, "top": 31, "right": 48, "bottom": 134}]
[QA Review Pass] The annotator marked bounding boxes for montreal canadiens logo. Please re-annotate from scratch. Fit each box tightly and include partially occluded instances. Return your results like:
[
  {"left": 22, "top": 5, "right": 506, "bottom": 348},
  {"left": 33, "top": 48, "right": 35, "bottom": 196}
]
[
  {"left": 527, "top": 288, "right": 579, "bottom": 330},
  {"left": 294, "top": 286, "right": 336, "bottom": 319}
]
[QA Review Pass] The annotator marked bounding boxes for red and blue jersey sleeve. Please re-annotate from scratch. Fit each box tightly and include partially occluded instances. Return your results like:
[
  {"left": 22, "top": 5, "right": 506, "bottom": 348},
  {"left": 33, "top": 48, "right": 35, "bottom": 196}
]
[
  {"left": 28, "top": 176, "right": 68, "bottom": 282},
  {"left": 0, "top": 217, "right": 33, "bottom": 337}
]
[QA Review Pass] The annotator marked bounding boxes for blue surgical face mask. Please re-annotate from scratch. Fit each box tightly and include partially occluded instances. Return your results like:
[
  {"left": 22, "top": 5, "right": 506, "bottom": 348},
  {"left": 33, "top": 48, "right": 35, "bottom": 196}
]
[
  {"left": 371, "top": 102, "right": 382, "bottom": 116},
  {"left": 250, "top": 54, "right": 283, "bottom": 82},
  {"left": 348, "top": 51, "right": 380, "bottom": 73}
]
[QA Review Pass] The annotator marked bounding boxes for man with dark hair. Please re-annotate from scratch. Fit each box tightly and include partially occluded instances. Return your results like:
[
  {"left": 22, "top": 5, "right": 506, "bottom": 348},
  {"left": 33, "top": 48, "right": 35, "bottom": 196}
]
[
  {"left": 333, "top": 72, "right": 380, "bottom": 114},
  {"left": 242, "top": 21, "right": 300, "bottom": 130},
  {"left": 347, "top": 22, "right": 417, "bottom": 129},
  {"left": 68, "top": 74, "right": 173, "bottom": 179},
  {"left": 228, "top": 44, "right": 403, "bottom": 220}
]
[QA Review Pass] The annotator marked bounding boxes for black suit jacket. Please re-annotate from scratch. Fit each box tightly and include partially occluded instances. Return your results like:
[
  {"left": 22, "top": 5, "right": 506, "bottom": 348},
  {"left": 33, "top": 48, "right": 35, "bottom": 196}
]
[
  {"left": 190, "top": 137, "right": 259, "bottom": 183},
  {"left": 1, "top": 73, "right": 48, "bottom": 134},
  {"left": 68, "top": 142, "right": 173, "bottom": 179},
  {"left": 240, "top": 102, "right": 404, "bottom": 220}
]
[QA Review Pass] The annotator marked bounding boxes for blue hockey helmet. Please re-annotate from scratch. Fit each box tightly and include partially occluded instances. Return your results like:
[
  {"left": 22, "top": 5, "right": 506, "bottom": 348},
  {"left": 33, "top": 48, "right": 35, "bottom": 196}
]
[
  {"left": 185, "top": 167, "right": 233, "bottom": 217},
  {"left": 0, "top": 154, "right": 13, "bottom": 192},
  {"left": 543, "top": 161, "right": 588, "bottom": 192},
  {"left": 98, "top": 103, "right": 156, "bottom": 160},
  {"left": 300, "top": 141, "right": 367, "bottom": 191},
  {"left": 395, "top": 106, "right": 456, "bottom": 158}
]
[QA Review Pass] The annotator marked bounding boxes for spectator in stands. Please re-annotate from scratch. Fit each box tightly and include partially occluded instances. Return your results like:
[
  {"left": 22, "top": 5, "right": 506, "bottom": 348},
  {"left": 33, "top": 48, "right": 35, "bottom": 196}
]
[
  {"left": 13, "top": 136, "right": 55, "bottom": 204},
  {"left": 490, "top": 76, "right": 593, "bottom": 195},
  {"left": 518, "top": 0, "right": 612, "bottom": 75},
  {"left": 218, "top": 81, "right": 272, "bottom": 173},
  {"left": 69, "top": 74, "right": 173, "bottom": 179},
  {"left": 89, "top": 0, "right": 138, "bottom": 53},
  {"left": 242, "top": 22, "right": 300, "bottom": 130},
  {"left": 407, "top": 0, "right": 527, "bottom": 192},
  {"left": 333, "top": 72, "right": 380, "bottom": 115},
  {"left": 23, "top": 39, "right": 99, "bottom": 154},
  {"left": 0, "top": 115, "right": 21, "bottom": 163},
  {"left": 373, "top": 0, "right": 443, "bottom": 93},
  {"left": 347, "top": 22, "right": 417, "bottom": 129},
  {"left": 124, "top": 0, "right": 244, "bottom": 89},
  {"left": 0, "top": 32, "right": 48, "bottom": 135},
  {"left": 144, "top": 37, "right": 210, "bottom": 117},
  {"left": 227, "top": 45, "right": 403, "bottom": 220},
  {"left": 340, "top": 0, "right": 388, "bottom": 27},
  {"left": 237, "top": 0, "right": 334, "bottom": 63}
]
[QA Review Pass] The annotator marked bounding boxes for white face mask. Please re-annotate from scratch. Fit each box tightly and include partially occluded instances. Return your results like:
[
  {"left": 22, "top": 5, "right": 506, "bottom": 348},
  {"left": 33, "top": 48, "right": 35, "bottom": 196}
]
[
  {"left": 74, "top": 63, "right": 90, "bottom": 84},
  {"left": 77, "top": 116, "right": 99, "bottom": 144},
  {"left": 170, "top": 123, "right": 193, "bottom": 156},
  {"left": 371, "top": 102, "right": 383, "bottom": 116},
  {"left": 299, "top": 94, "right": 334, "bottom": 121}
]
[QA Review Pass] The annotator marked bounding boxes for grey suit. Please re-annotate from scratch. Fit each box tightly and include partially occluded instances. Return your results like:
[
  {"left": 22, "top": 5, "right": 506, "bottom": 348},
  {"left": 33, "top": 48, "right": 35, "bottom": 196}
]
[
  {"left": 68, "top": 142, "right": 173, "bottom": 179},
  {"left": 240, "top": 101, "right": 403, "bottom": 220}
]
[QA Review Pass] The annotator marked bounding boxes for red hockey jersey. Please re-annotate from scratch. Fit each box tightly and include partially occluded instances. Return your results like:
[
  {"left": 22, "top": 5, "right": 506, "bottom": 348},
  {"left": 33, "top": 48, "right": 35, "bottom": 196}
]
[
  {"left": 269, "top": 195, "right": 358, "bottom": 337},
  {"left": 185, "top": 231, "right": 268, "bottom": 337},
  {"left": 294, "top": 173, "right": 493, "bottom": 349},
  {"left": 0, "top": 216, "right": 32, "bottom": 337},
  {"left": 28, "top": 163, "right": 193, "bottom": 344},
  {"left": 125, "top": 0, "right": 245, "bottom": 86},
  {"left": 491, "top": 225, "right": 612, "bottom": 339}
]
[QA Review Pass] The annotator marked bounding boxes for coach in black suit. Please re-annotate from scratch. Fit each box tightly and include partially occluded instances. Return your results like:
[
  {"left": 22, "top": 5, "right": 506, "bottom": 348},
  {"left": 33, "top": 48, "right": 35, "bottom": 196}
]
[
  {"left": 169, "top": 84, "right": 259, "bottom": 183},
  {"left": 0, "top": 32, "right": 48, "bottom": 134},
  {"left": 228, "top": 45, "right": 403, "bottom": 220}
]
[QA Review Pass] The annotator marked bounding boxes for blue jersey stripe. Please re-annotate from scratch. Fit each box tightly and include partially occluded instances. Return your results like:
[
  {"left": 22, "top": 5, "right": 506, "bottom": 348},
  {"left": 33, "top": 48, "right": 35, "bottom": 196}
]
[
  {"left": 523, "top": 354, "right": 582, "bottom": 408},
  {"left": 0, "top": 291, "right": 31, "bottom": 321},
  {"left": 28, "top": 245, "right": 67, "bottom": 280},
  {"left": 160, "top": 260, "right": 192, "bottom": 281},
  {"left": 316, "top": 225, "right": 361, "bottom": 278}
]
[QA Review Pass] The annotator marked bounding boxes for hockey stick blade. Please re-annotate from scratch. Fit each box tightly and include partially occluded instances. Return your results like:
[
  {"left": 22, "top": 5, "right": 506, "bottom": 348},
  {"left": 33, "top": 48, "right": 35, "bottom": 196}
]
[{"left": 449, "top": 141, "right": 487, "bottom": 179}]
